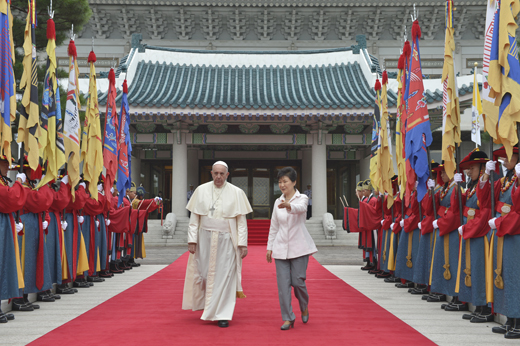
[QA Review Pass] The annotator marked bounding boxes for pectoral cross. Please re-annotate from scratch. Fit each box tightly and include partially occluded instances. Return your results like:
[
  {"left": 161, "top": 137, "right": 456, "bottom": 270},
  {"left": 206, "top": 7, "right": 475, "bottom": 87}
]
[{"left": 209, "top": 206, "right": 215, "bottom": 216}]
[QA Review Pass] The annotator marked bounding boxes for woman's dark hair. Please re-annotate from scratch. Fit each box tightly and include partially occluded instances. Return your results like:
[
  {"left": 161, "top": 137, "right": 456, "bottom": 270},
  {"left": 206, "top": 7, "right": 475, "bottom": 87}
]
[{"left": 277, "top": 167, "right": 297, "bottom": 182}]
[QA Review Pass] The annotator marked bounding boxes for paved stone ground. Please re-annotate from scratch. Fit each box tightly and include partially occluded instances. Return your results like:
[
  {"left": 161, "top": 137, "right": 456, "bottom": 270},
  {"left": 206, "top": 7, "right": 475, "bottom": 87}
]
[
  {"left": 142, "top": 245, "right": 364, "bottom": 266},
  {"left": 1, "top": 245, "right": 512, "bottom": 346}
]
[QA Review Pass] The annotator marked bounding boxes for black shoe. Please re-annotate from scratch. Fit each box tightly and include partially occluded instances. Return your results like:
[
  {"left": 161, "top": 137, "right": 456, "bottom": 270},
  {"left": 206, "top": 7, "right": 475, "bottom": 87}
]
[
  {"left": 395, "top": 282, "right": 414, "bottom": 288},
  {"left": 410, "top": 288, "right": 428, "bottom": 295},
  {"left": 493, "top": 324, "right": 510, "bottom": 334},
  {"left": 11, "top": 299, "right": 33, "bottom": 312},
  {"left": 87, "top": 276, "right": 105, "bottom": 283},
  {"left": 27, "top": 302, "right": 40, "bottom": 310},
  {"left": 505, "top": 328, "right": 520, "bottom": 339},
  {"left": 0, "top": 314, "right": 7, "bottom": 323},
  {"left": 384, "top": 276, "right": 401, "bottom": 283},
  {"left": 37, "top": 294, "right": 55, "bottom": 302},
  {"left": 427, "top": 295, "right": 446, "bottom": 303},
  {"left": 376, "top": 272, "right": 391, "bottom": 279},
  {"left": 99, "top": 271, "right": 113, "bottom": 278},
  {"left": 471, "top": 313, "right": 494, "bottom": 323},
  {"left": 50, "top": 293, "right": 61, "bottom": 300},
  {"left": 218, "top": 320, "right": 229, "bottom": 328},
  {"left": 422, "top": 294, "right": 430, "bottom": 301},
  {"left": 56, "top": 286, "right": 75, "bottom": 294},
  {"left": 368, "top": 269, "right": 382, "bottom": 275},
  {"left": 73, "top": 281, "right": 90, "bottom": 288},
  {"left": 445, "top": 303, "right": 469, "bottom": 312},
  {"left": 361, "top": 264, "right": 375, "bottom": 271},
  {"left": 5, "top": 313, "right": 14, "bottom": 321}
]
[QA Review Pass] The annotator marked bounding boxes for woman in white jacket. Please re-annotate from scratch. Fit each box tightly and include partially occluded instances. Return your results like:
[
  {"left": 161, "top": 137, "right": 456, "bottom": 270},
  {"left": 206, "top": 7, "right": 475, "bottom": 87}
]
[{"left": 266, "top": 167, "right": 317, "bottom": 330}]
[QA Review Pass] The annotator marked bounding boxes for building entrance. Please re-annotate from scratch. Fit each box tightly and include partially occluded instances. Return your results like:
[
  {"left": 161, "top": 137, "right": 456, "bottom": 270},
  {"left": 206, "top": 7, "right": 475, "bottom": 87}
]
[{"left": 199, "top": 160, "right": 301, "bottom": 219}]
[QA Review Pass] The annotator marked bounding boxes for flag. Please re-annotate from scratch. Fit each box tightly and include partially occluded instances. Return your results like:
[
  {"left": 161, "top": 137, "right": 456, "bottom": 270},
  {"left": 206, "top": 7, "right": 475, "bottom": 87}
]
[
  {"left": 404, "top": 20, "right": 433, "bottom": 202},
  {"left": 17, "top": 0, "right": 40, "bottom": 171},
  {"left": 63, "top": 39, "right": 81, "bottom": 199},
  {"left": 482, "top": 0, "right": 498, "bottom": 141},
  {"left": 441, "top": 0, "right": 462, "bottom": 179},
  {"left": 37, "top": 16, "right": 59, "bottom": 188},
  {"left": 103, "top": 68, "right": 119, "bottom": 194},
  {"left": 379, "top": 71, "right": 395, "bottom": 207},
  {"left": 82, "top": 50, "right": 103, "bottom": 200},
  {"left": 55, "top": 82, "right": 65, "bottom": 171},
  {"left": 117, "top": 80, "right": 132, "bottom": 207},
  {"left": 0, "top": 0, "right": 15, "bottom": 163},
  {"left": 369, "top": 79, "right": 381, "bottom": 192},
  {"left": 472, "top": 64, "right": 483, "bottom": 146},
  {"left": 397, "top": 43, "right": 410, "bottom": 200},
  {"left": 488, "top": 0, "right": 520, "bottom": 160}
]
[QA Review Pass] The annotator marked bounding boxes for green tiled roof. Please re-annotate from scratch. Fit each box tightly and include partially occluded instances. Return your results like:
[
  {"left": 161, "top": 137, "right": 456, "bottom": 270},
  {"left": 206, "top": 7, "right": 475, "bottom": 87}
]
[{"left": 99, "top": 61, "right": 398, "bottom": 110}]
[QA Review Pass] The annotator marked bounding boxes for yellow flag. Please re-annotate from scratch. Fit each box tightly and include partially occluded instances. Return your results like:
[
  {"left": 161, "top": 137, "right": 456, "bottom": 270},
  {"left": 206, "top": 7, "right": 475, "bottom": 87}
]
[
  {"left": 83, "top": 52, "right": 103, "bottom": 200},
  {"left": 369, "top": 80, "right": 381, "bottom": 193},
  {"left": 17, "top": 7, "right": 40, "bottom": 171},
  {"left": 63, "top": 40, "right": 81, "bottom": 199},
  {"left": 37, "top": 18, "right": 59, "bottom": 189},
  {"left": 380, "top": 72, "right": 395, "bottom": 208},
  {"left": 441, "top": 0, "right": 461, "bottom": 179},
  {"left": 487, "top": 0, "right": 520, "bottom": 160}
]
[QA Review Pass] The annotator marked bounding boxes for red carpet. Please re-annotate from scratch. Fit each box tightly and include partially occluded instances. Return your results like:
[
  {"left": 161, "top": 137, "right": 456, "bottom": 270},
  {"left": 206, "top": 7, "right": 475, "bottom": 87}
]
[
  {"left": 247, "top": 219, "right": 270, "bottom": 245},
  {"left": 30, "top": 246, "right": 435, "bottom": 346}
]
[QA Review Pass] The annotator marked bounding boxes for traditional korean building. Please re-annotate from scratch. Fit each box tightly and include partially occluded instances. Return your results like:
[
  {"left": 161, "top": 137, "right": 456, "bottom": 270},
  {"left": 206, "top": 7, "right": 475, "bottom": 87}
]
[{"left": 76, "top": 32, "right": 480, "bottom": 221}]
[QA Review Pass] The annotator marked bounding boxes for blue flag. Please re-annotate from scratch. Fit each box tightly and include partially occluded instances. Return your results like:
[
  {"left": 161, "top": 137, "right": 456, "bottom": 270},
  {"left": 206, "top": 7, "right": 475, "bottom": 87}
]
[{"left": 117, "top": 80, "right": 132, "bottom": 207}]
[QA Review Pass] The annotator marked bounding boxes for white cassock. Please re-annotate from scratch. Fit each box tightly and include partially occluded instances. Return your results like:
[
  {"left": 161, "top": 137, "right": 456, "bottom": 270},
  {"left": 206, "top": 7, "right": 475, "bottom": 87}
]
[{"left": 182, "top": 181, "right": 252, "bottom": 321}]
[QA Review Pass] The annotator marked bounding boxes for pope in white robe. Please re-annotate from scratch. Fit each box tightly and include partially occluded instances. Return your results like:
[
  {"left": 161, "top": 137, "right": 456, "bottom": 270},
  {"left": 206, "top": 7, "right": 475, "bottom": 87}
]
[{"left": 182, "top": 161, "right": 252, "bottom": 326}]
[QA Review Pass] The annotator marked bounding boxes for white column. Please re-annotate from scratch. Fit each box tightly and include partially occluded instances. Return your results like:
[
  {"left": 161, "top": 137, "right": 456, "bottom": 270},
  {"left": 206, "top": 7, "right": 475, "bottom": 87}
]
[
  {"left": 311, "top": 131, "right": 327, "bottom": 219},
  {"left": 172, "top": 130, "right": 188, "bottom": 220},
  {"left": 301, "top": 148, "right": 312, "bottom": 190},
  {"left": 187, "top": 149, "right": 199, "bottom": 188},
  {"left": 131, "top": 154, "right": 141, "bottom": 186}
]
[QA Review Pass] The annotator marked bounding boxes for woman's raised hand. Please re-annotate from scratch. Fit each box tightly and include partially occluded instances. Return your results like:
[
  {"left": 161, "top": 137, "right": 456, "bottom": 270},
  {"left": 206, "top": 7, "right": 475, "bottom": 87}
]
[{"left": 278, "top": 201, "right": 292, "bottom": 211}]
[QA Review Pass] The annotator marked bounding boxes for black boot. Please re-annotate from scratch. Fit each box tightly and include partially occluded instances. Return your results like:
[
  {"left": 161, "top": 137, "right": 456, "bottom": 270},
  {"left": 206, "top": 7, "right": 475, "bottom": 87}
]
[
  {"left": 427, "top": 293, "right": 446, "bottom": 303},
  {"left": 37, "top": 290, "right": 55, "bottom": 302},
  {"left": 56, "top": 283, "right": 76, "bottom": 294},
  {"left": 470, "top": 306, "right": 494, "bottom": 323},
  {"left": 11, "top": 297, "right": 33, "bottom": 311},
  {"left": 505, "top": 319, "right": 520, "bottom": 339},
  {"left": 110, "top": 261, "right": 124, "bottom": 274},
  {"left": 395, "top": 281, "right": 414, "bottom": 288},
  {"left": 444, "top": 297, "right": 469, "bottom": 312},
  {"left": 493, "top": 317, "right": 514, "bottom": 334}
]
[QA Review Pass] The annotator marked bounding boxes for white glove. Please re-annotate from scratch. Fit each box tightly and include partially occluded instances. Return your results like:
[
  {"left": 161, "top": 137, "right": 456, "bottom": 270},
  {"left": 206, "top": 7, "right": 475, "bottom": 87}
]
[
  {"left": 415, "top": 181, "right": 419, "bottom": 188},
  {"left": 432, "top": 220, "right": 438, "bottom": 229},
  {"left": 154, "top": 196, "right": 162, "bottom": 202},
  {"left": 390, "top": 223, "right": 395, "bottom": 230},
  {"left": 95, "top": 220, "right": 99, "bottom": 227},
  {"left": 485, "top": 160, "right": 496, "bottom": 175},
  {"left": 458, "top": 226, "right": 463, "bottom": 236},
  {"left": 427, "top": 179, "right": 435, "bottom": 189},
  {"left": 79, "top": 182, "right": 86, "bottom": 189},
  {"left": 110, "top": 187, "right": 114, "bottom": 194},
  {"left": 418, "top": 222, "right": 422, "bottom": 230},
  {"left": 97, "top": 184, "right": 103, "bottom": 192},
  {"left": 515, "top": 163, "right": 520, "bottom": 178},
  {"left": 61, "top": 221, "right": 68, "bottom": 230},
  {"left": 15, "top": 222, "right": 23, "bottom": 232},
  {"left": 381, "top": 220, "right": 384, "bottom": 226},
  {"left": 400, "top": 219, "right": 404, "bottom": 228},
  {"left": 78, "top": 216, "right": 84, "bottom": 224},
  {"left": 16, "top": 172, "right": 26, "bottom": 184},
  {"left": 454, "top": 173, "right": 463, "bottom": 183},
  {"left": 106, "top": 219, "right": 111, "bottom": 226},
  {"left": 488, "top": 218, "right": 497, "bottom": 230},
  {"left": 61, "top": 175, "right": 69, "bottom": 185},
  {"left": 42, "top": 221, "right": 48, "bottom": 230}
]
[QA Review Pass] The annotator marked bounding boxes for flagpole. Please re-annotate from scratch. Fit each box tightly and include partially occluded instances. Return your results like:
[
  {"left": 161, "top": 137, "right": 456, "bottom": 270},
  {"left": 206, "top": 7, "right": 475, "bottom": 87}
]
[
  {"left": 427, "top": 150, "right": 437, "bottom": 223},
  {"left": 456, "top": 144, "right": 463, "bottom": 226}
]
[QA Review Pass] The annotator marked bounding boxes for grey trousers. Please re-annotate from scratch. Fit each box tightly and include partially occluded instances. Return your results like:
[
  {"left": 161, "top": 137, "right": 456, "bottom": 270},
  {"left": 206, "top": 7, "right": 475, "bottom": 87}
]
[{"left": 275, "top": 255, "right": 309, "bottom": 321}]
